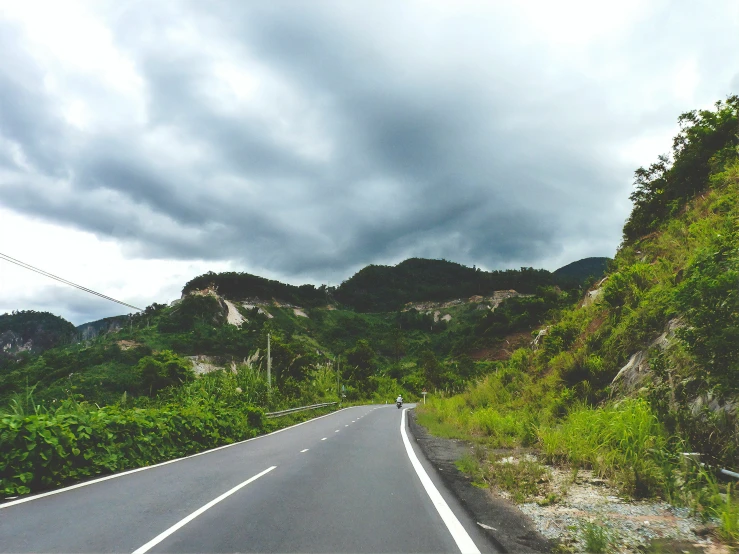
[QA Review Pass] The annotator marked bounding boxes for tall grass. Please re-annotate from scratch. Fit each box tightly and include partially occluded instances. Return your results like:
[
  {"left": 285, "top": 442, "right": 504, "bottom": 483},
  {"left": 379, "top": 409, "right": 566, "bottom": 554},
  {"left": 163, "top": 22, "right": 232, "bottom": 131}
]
[{"left": 538, "top": 398, "right": 674, "bottom": 497}]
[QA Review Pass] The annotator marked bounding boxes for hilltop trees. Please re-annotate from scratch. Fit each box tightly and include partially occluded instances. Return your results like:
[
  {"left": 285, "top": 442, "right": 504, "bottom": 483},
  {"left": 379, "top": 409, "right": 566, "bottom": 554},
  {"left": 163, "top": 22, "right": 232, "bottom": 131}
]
[{"left": 624, "top": 96, "right": 739, "bottom": 243}]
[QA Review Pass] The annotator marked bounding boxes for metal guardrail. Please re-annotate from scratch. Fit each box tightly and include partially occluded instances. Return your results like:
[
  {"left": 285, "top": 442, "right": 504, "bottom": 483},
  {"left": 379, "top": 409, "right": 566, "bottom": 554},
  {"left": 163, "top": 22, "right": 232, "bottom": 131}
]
[
  {"left": 265, "top": 402, "right": 338, "bottom": 419},
  {"left": 682, "top": 453, "right": 738, "bottom": 481}
]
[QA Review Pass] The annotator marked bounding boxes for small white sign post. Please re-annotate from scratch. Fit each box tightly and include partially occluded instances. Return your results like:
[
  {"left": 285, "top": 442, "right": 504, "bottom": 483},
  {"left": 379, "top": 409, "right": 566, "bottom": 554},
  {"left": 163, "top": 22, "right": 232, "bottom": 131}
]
[{"left": 422, "top": 390, "right": 427, "bottom": 405}]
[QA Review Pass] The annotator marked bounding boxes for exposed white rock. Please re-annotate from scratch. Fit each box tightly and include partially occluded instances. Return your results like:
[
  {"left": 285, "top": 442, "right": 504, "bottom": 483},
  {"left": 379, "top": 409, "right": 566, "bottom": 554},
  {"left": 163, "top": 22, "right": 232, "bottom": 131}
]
[
  {"left": 242, "top": 303, "right": 274, "bottom": 318},
  {"left": 224, "top": 299, "right": 246, "bottom": 327},
  {"left": 532, "top": 326, "right": 550, "bottom": 349},
  {"left": 611, "top": 318, "right": 684, "bottom": 394},
  {"left": 186, "top": 355, "right": 221, "bottom": 375},
  {"left": 293, "top": 308, "right": 308, "bottom": 318},
  {"left": 582, "top": 287, "right": 603, "bottom": 307}
]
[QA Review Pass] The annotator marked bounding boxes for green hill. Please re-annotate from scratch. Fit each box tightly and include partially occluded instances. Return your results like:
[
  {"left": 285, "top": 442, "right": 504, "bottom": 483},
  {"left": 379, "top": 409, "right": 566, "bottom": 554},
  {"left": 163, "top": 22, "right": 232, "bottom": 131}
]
[
  {"left": 181, "top": 258, "right": 573, "bottom": 314},
  {"left": 334, "top": 258, "right": 561, "bottom": 312},
  {"left": 418, "top": 97, "right": 739, "bottom": 540},
  {"left": 0, "top": 311, "right": 76, "bottom": 357},
  {"left": 552, "top": 257, "right": 610, "bottom": 285}
]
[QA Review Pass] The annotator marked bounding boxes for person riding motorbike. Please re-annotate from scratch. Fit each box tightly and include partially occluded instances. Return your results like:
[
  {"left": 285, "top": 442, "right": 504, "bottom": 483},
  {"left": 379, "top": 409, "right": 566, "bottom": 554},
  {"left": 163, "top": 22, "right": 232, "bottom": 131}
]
[{"left": 396, "top": 395, "right": 403, "bottom": 408}]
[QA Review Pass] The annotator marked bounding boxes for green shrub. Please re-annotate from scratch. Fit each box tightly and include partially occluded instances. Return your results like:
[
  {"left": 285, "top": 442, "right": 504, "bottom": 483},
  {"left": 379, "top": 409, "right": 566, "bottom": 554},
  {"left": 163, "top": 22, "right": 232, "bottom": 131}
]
[
  {"left": 137, "top": 350, "right": 194, "bottom": 395},
  {"left": 485, "top": 456, "right": 549, "bottom": 503},
  {"left": 0, "top": 397, "right": 265, "bottom": 496},
  {"left": 581, "top": 521, "right": 612, "bottom": 553}
]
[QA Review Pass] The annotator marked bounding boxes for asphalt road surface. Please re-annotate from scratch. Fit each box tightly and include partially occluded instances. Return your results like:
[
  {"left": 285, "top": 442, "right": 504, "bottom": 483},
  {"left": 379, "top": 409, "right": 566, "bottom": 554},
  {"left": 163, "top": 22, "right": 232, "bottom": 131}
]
[{"left": 0, "top": 405, "right": 497, "bottom": 553}]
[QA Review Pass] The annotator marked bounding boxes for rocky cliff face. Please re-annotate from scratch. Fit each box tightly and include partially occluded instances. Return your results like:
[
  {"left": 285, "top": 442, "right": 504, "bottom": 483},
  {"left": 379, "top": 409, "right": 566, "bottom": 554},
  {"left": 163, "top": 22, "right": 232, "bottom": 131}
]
[{"left": 0, "top": 330, "right": 33, "bottom": 359}]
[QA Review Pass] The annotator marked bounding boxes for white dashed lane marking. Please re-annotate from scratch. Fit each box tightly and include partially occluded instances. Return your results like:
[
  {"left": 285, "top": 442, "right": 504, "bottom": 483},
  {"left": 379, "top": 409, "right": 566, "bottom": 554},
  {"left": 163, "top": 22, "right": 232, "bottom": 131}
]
[{"left": 300, "top": 449, "right": 309, "bottom": 453}]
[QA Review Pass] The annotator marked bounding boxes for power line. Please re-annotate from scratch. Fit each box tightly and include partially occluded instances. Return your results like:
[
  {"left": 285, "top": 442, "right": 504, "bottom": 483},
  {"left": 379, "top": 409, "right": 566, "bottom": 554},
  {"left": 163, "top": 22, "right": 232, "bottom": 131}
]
[{"left": 0, "top": 251, "right": 144, "bottom": 312}]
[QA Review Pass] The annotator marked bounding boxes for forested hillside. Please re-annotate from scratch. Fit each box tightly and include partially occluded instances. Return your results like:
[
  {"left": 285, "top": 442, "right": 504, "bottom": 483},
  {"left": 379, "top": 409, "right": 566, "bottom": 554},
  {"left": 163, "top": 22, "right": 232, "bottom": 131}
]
[
  {"left": 418, "top": 96, "right": 739, "bottom": 544},
  {"left": 0, "top": 280, "right": 578, "bottom": 408},
  {"left": 334, "top": 258, "right": 558, "bottom": 312}
]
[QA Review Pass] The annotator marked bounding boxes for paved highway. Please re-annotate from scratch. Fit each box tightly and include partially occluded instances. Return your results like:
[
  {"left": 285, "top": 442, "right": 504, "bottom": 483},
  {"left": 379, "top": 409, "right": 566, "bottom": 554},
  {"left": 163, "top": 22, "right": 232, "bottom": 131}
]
[{"left": 0, "top": 405, "right": 496, "bottom": 553}]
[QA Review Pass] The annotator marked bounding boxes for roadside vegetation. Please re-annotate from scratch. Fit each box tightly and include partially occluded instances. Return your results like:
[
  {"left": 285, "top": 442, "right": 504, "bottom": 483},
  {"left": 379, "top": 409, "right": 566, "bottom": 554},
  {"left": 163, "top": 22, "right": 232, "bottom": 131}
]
[{"left": 418, "top": 97, "right": 739, "bottom": 546}]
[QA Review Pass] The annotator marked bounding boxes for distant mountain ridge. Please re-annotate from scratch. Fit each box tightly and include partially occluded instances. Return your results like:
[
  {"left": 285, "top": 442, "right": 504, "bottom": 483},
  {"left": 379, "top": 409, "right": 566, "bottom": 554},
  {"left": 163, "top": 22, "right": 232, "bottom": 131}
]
[
  {"left": 76, "top": 315, "right": 130, "bottom": 340},
  {"left": 182, "top": 257, "right": 602, "bottom": 314},
  {"left": 553, "top": 257, "right": 611, "bottom": 285}
]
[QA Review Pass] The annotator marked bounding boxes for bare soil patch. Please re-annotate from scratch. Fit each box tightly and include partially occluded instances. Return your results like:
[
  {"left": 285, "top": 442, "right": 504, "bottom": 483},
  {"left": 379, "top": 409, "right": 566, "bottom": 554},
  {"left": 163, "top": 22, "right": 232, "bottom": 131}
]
[{"left": 470, "top": 331, "right": 532, "bottom": 361}]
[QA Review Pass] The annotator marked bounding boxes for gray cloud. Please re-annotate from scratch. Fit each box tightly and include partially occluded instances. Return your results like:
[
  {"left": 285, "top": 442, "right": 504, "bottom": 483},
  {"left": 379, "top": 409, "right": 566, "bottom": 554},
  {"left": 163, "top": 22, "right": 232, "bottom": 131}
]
[{"left": 1, "top": 0, "right": 738, "bottom": 324}]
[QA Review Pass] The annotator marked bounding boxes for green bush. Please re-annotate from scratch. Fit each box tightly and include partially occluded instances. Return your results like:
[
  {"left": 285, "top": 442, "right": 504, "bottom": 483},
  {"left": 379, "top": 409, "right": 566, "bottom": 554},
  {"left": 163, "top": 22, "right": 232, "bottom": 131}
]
[
  {"left": 0, "top": 397, "right": 265, "bottom": 496},
  {"left": 137, "top": 350, "right": 194, "bottom": 395}
]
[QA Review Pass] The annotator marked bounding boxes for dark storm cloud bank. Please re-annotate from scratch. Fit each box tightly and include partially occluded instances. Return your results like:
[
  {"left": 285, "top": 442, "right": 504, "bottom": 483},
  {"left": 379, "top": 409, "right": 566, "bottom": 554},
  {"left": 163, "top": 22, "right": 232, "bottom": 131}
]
[{"left": 1, "top": 2, "right": 737, "bottom": 285}]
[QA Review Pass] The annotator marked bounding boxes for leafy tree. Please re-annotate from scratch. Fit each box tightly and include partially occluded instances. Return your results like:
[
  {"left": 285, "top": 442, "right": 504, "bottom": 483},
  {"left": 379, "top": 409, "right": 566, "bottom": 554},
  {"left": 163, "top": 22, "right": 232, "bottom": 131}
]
[
  {"left": 345, "top": 339, "right": 376, "bottom": 383},
  {"left": 419, "top": 349, "right": 442, "bottom": 388},
  {"left": 624, "top": 96, "right": 739, "bottom": 242},
  {"left": 158, "top": 295, "right": 226, "bottom": 333},
  {"left": 675, "top": 231, "right": 739, "bottom": 396},
  {"left": 136, "top": 350, "right": 194, "bottom": 394},
  {"left": 457, "top": 354, "right": 475, "bottom": 379}
]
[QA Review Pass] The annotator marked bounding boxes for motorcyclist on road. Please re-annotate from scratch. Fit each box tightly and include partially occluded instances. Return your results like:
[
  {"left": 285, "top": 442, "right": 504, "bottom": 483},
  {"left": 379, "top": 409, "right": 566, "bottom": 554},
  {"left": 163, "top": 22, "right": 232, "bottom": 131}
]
[{"left": 396, "top": 395, "right": 403, "bottom": 405}]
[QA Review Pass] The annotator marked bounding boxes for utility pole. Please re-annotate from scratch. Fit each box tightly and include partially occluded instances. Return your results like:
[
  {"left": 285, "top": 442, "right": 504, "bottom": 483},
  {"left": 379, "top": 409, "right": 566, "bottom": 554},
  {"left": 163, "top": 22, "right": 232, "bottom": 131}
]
[
  {"left": 267, "top": 333, "right": 271, "bottom": 390},
  {"left": 336, "top": 356, "right": 340, "bottom": 398}
]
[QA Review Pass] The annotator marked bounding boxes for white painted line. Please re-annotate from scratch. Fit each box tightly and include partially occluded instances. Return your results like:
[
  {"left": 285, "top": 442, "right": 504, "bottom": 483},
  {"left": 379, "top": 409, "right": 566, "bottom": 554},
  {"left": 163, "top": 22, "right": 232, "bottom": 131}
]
[
  {"left": 400, "top": 409, "right": 480, "bottom": 554},
  {"left": 345, "top": 425, "right": 349, "bottom": 427},
  {"left": 132, "top": 466, "right": 275, "bottom": 554},
  {"left": 0, "top": 407, "right": 361, "bottom": 510},
  {"left": 335, "top": 430, "right": 339, "bottom": 433},
  {"left": 321, "top": 437, "right": 327, "bottom": 441},
  {"left": 300, "top": 449, "right": 309, "bottom": 453}
]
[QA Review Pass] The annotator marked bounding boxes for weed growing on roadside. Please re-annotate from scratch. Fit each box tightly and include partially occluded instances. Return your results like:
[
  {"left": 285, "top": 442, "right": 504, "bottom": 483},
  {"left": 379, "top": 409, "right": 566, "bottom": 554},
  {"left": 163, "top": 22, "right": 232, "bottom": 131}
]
[
  {"left": 455, "top": 454, "right": 487, "bottom": 488},
  {"left": 714, "top": 483, "right": 739, "bottom": 543},
  {"left": 486, "top": 456, "right": 549, "bottom": 503},
  {"left": 581, "top": 521, "right": 612, "bottom": 553}
]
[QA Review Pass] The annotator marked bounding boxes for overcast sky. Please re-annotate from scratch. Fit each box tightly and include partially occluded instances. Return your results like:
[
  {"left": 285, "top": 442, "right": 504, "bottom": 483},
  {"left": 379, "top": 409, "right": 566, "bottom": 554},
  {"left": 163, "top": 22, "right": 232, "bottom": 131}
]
[{"left": 1, "top": 0, "right": 738, "bottom": 325}]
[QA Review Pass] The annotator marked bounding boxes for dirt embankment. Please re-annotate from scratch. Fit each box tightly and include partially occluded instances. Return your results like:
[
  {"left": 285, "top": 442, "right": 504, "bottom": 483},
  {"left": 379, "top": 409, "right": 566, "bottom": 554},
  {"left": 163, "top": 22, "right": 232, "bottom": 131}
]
[{"left": 469, "top": 331, "right": 533, "bottom": 361}]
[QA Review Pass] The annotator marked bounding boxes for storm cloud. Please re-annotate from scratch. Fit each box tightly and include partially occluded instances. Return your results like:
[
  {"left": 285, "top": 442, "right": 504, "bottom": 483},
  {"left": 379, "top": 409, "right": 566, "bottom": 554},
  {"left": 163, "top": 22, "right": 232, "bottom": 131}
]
[{"left": 1, "top": 0, "right": 738, "bottom": 322}]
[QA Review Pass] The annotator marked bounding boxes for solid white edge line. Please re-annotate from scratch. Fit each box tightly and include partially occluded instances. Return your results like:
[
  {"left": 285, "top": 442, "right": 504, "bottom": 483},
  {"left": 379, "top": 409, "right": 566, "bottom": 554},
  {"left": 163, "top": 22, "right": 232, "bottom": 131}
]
[
  {"left": 400, "top": 409, "right": 480, "bottom": 554},
  {"left": 1, "top": 405, "right": 365, "bottom": 510},
  {"left": 131, "top": 466, "right": 275, "bottom": 554}
]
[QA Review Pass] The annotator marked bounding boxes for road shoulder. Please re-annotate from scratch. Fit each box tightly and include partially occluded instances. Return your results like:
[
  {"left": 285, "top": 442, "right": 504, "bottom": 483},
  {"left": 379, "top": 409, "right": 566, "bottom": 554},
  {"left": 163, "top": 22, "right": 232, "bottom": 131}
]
[{"left": 408, "top": 410, "right": 553, "bottom": 553}]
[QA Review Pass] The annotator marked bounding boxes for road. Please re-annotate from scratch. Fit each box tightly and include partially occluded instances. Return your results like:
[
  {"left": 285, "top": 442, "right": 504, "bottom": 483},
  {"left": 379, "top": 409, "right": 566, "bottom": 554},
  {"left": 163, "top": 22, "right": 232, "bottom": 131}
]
[{"left": 0, "top": 405, "right": 496, "bottom": 553}]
